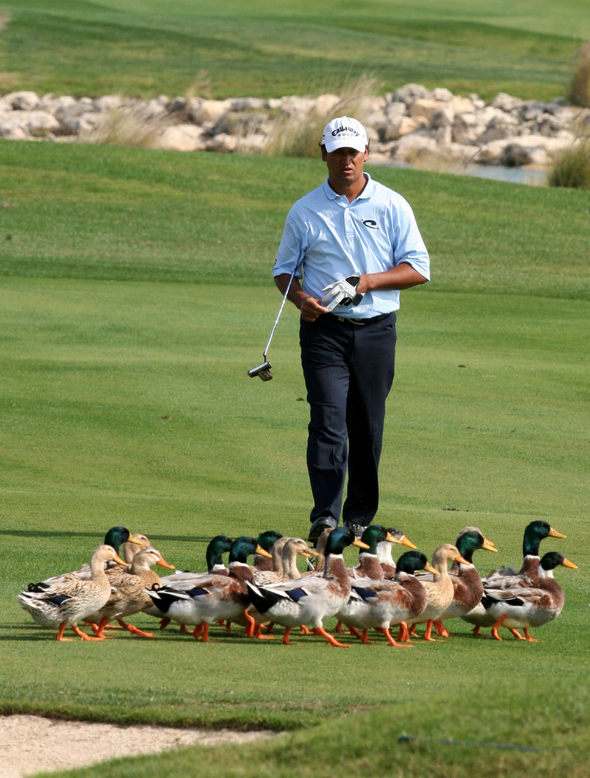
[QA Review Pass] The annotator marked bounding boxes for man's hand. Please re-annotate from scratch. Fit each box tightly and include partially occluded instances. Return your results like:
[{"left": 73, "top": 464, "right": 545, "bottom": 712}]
[{"left": 321, "top": 276, "right": 363, "bottom": 311}]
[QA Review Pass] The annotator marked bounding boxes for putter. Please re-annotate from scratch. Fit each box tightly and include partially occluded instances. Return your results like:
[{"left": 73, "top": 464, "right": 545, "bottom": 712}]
[{"left": 248, "top": 269, "right": 296, "bottom": 381}]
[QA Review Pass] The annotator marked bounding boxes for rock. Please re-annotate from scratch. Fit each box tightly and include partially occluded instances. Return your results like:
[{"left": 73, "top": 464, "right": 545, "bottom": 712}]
[
  {"left": 409, "top": 98, "right": 444, "bottom": 122},
  {"left": 206, "top": 132, "right": 238, "bottom": 152},
  {"left": 27, "top": 111, "right": 61, "bottom": 136},
  {"left": 4, "top": 91, "right": 39, "bottom": 110},
  {"left": 393, "top": 83, "right": 432, "bottom": 106},
  {"left": 157, "top": 124, "right": 206, "bottom": 152},
  {"left": 386, "top": 115, "right": 426, "bottom": 141},
  {"left": 191, "top": 99, "right": 229, "bottom": 123}
]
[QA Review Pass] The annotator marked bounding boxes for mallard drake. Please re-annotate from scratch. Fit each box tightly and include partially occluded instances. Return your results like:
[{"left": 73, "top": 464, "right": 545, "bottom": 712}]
[
  {"left": 158, "top": 535, "right": 234, "bottom": 586},
  {"left": 145, "top": 536, "right": 271, "bottom": 642},
  {"left": 253, "top": 530, "right": 283, "bottom": 572},
  {"left": 245, "top": 527, "right": 369, "bottom": 647},
  {"left": 481, "top": 551, "right": 577, "bottom": 641},
  {"left": 377, "top": 527, "right": 418, "bottom": 579},
  {"left": 462, "top": 520, "right": 565, "bottom": 635},
  {"left": 18, "top": 545, "right": 127, "bottom": 641},
  {"left": 402, "top": 544, "right": 469, "bottom": 642},
  {"left": 334, "top": 524, "right": 416, "bottom": 635},
  {"left": 430, "top": 527, "right": 497, "bottom": 636},
  {"left": 483, "top": 520, "right": 565, "bottom": 590},
  {"left": 146, "top": 534, "right": 233, "bottom": 631},
  {"left": 336, "top": 550, "right": 438, "bottom": 646},
  {"left": 89, "top": 547, "right": 175, "bottom": 639},
  {"left": 350, "top": 525, "right": 417, "bottom": 580}
]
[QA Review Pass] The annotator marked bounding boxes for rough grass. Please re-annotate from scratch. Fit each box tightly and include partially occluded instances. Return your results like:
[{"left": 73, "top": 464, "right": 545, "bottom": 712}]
[
  {"left": 263, "top": 73, "right": 380, "bottom": 158},
  {"left": 548, "top": 138, "right": 590, "bottom": 188},
  {"left": 568, "top": 40, "right": 590, "bottom": 107}
]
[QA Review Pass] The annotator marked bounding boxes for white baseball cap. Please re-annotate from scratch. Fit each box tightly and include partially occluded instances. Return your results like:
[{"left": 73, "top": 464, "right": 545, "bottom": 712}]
[{"left": 320, "top": 116, "right": 368, "bottom": 153}]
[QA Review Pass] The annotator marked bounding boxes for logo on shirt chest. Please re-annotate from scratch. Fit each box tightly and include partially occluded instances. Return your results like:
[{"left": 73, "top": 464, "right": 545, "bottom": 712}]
[{"left": 361, "top": 218, "right": 379, "bottom": 229}]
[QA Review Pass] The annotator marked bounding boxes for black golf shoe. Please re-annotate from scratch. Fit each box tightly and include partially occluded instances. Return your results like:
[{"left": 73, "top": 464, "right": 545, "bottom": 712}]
[
  {"left": 308, "top": 515, "right": 338, "bottom": 546},
  {"left": 344, "top": 521, "right": 370, "bottom": 539}
]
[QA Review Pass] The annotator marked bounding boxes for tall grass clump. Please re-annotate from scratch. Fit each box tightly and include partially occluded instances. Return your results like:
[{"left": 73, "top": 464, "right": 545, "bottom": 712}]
[
  {"left": 263, "top": 74, "right": 380, "bottom": 158},
  {"left": 568, "top": 41, "right": 590, "bottom": 107},
  {"left": 81, "top": 103, "right": 175, "bottom": 148},
  {"left": 548, "top": 138, "right": 590, "bottom": 188}
]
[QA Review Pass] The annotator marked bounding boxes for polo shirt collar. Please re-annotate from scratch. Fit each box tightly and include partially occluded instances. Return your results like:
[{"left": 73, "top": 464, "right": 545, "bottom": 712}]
[{"left": 322, "top": 172, "right": 374, "bottom": 202}]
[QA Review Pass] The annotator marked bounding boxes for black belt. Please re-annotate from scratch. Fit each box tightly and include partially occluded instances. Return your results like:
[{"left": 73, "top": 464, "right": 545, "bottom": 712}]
[{"left": 334, "top": 312, "right": 391, "bottom": 326}]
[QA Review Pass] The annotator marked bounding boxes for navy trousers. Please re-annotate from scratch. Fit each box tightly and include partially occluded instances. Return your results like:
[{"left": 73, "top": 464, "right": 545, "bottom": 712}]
[{"left": 299, "top": 311, "right": 397, "bottom": 528}]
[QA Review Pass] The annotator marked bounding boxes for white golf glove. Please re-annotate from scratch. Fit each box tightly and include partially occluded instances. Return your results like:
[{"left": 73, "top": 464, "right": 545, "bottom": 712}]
[{"left": 321, "top": 276, "right": 363, "bottom": 312}]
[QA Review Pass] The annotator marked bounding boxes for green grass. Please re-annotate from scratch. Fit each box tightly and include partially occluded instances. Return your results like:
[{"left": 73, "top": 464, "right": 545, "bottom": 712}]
[
  {"left": 1, "top": 141, "right": 589, "bottom": 776},
  {"left": 1, "top": 0, "right": 589, "bottom": 100}
]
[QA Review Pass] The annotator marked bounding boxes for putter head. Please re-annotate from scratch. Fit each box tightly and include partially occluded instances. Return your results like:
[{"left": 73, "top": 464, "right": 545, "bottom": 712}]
[{"left": 248, "top": 360, "right": 273, "bottom": 381}]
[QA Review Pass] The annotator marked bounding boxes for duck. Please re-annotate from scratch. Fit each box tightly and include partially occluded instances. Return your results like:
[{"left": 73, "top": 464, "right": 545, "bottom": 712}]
[
  {"left": 349, "top": 525, "right": 417, "bottom": 580},
  {"left": 245, "top": 527, "right": 369, "bottom": 647},
  {"left": 248, "top": 537, "right": 318, "bottom": 638},
  {"left": 480, "top": 551, "right": 578, "bottom": 641},
  {"left": 401, "top": 544, "right": 470, "bottom": 642},
  {"left": 462, "top": 520, "right": 566, "bottom": 635},
  {"left": 336, "top": 550, "right": 438, "bottom": 646},
  {"left": 300, "top": 527, "right": 332, "bottom": 575},
  {"left": 254, "top": 537, "right": 316, "bottom": 585},
  {"left": 253, "top": 530, "right": 283, "bottom": 572},
  {"left": 121, "top": 533, "right": 152, "bottom": 564},
  {"left": 146, "top": 534, "right": 233, "bottom": 631},
  {"left": 23, "top": 526, "right": 144, "bottom": 592},
  {"left": 145, "top": 536, "right": 271, "bottom": 642},
  {"left": 18, "top": 545, "right": 127, "bottom": 641},
  {"left": 429, "top": 527, "right": 497, "bottom": 637},
  {"left": 158, "top": 535, "right": 234, "bottom": 587},
  {"left": 376, "top": 527, "right": 418, "bottom": 579},
  {"left": 89, "top": 547, "right": 175, "bottom": 639},
  {"left": 482, "top": 520, "right": 565, "bottom": 590},
  {"left": 333, "top": 524, "right": 416, "bottom": 635}
]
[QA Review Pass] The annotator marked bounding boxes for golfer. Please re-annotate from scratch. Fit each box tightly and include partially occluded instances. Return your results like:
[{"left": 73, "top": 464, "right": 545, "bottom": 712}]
[{"left": 272, "top": 116, "right": 430, "bottom": 542}]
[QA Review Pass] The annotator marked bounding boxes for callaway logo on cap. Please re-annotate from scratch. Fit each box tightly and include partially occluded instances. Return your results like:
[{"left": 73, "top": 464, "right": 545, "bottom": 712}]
[{"left": 321, "top": 116, "right": 368, "bottom": 153}]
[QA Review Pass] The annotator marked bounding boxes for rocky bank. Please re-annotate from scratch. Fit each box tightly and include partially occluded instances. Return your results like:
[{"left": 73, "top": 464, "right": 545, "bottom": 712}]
[{"left": 1, "top": 83, "right": 589, "bottom": 169}]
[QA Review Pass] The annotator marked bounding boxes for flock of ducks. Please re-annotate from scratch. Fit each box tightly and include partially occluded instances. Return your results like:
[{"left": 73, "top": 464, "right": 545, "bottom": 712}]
[{"left": 17, "top": 520, "right": 577, "bottom": 646}]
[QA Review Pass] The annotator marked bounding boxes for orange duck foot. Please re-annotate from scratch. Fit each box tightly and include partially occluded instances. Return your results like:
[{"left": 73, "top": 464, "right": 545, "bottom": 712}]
[
  {"left": 313, "top": 626, "right": 349, "bottom": 648},
  {"left": 347, "top": 625, "right": 370, "bottom": 643},
  {"left": 423, "top": 620, "right": 439, "bottom": 642},
  {"left": 115, "top": 619, "right": 154, "bottom": 639},
  {"left": 509, "top": 628, "right": 526, "bottom": 640},
  {"left": 67, "top": 624, "right": 104, "bottom": 641},
  {"left": 491, "top": 614, "right": 507, "bottom": 641},
  {"left": 376, "top": 627, "right": 412, "bottom": 647},
  {"left": 254, "top": 624, "right": 274, "bottom": 640}
]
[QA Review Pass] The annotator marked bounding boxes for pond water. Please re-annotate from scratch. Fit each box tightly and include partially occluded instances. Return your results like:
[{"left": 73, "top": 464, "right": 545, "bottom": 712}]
[
  {"left": 462, "top": 164, "right": 548, "bottom": 186},
  {"left": 380, "top": 160, "right": 549, "bottom": 187}
]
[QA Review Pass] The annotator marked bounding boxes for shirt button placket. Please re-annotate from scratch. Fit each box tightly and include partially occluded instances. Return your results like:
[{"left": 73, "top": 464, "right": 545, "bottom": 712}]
[{"left": 343, "top": 204, "right": 354, "bottom": 245}]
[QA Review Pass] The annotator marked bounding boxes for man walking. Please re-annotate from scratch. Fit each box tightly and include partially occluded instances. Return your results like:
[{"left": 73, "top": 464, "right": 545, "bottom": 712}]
[{"left": 272, "top": 116, "right": 430, "bottom": 542}]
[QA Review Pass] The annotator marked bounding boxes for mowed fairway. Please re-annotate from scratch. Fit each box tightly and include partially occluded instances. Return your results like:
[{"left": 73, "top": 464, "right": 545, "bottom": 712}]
[{"left": 0, "top": 139, "right": 589, "bottom": 776}]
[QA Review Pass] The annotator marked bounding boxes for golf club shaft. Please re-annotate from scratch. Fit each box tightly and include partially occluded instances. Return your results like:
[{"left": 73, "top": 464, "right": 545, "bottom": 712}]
[{"left": 263, "top": 268, "right": 296, "bottom": 359}]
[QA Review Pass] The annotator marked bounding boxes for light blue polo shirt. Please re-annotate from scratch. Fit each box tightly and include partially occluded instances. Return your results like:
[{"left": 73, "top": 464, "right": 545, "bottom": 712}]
[{"left": 273, "top": 173, "right": 430, "bottom": 317}]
